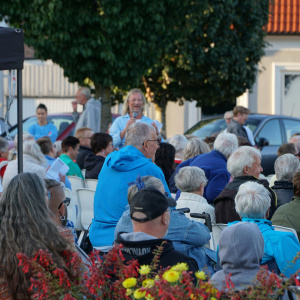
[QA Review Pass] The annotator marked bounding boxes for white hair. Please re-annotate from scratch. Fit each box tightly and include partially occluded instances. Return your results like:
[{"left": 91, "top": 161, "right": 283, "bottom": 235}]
[
  {"left": 235, "top": 181, "right": 271, "bottom": 219},
  {"left": 224, "top": 110, "right": 233, "bottom": 119},
  {"left": 275, "top": 153, "right": 300, "bottom": 181},
  {"left": 213, "top": 132, "right": 238, "bottom": 158},
  {"left": 175, "top": 166, "right": 207, "bottom": 193},
  {"left": 23, "top": 141, "right": 47, "bottom": 167},
  {"left": 79, "top": 87, "right": 91, "bottom": 100},
  {"left": 169, "top": 134, "right": 188, "bottom": 159},
  {"left": 14, "top": 133, "right": 35, "bottom": 149},
  {"left": 227, "top": 146, "right": 261, "bottom": 177},
  {"left": 125, "top": 122, "right": 155, "bottom": 151},
  {"left": 183, "top": 138, "right": 210, "bottom": 161}
]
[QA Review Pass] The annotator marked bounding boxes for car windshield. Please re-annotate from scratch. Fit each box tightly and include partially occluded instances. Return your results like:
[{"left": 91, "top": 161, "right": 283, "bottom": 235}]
[{"left": 186, "top": 116, "right": 261, "bottom": 139}]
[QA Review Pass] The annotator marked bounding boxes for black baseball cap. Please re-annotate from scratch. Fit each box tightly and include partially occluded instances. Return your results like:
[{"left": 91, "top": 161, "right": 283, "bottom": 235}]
[{"left": 130, "top": 187, "right": 176, "bottom": 223}]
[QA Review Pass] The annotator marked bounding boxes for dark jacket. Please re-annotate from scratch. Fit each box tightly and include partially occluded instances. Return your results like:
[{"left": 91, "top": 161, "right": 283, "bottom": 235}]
[
  {"left": 76, "top": 145, "right": 93, "bottom": 169},
  {"left": 115, "top": 232, "right": 199, "bottom": 274},
  {"left": 271, "top": 180, "right": 293, "bottom": 207},
  {"left": 214, "top": 176, "right": 277, "bottom": 223},
  {"left": 84, "top": 153, "right": 105, "bottom": 179},
  {"left": 227, "top": 119, "right": 248, "bottom": 141}
]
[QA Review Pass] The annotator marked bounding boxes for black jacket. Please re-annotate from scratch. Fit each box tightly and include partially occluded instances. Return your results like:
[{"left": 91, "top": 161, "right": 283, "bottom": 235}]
[
  {"left": 84, "top": 153, "right": 105, "bottom": 179},
  {"left": 271, "top": 180, "right": 293, "bottom": 207},
  {"left": 115, "top": 232, "right": 199, "bottom": 274},
  {"left": 214, "top": 175, "right": 277, "bottom": 223},
  {"left": 76, "top": 145, "right": 93, "bottom": 169}
]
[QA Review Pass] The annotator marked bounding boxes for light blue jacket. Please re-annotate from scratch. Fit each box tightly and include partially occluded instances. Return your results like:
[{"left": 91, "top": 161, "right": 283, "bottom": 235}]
[
  {"left": 89, "top": 145, "right": 170, "bottom": 247},
  {"left": 230, "top": 218, "right": 300, "bottom": 277},
  {"left": 109, "top": 114, "right": 163, "bottom": 149},
  {"left": 115, "top": 209, "right": 217, "bottom": 274},
  {"left": 28, "top": 122, "right": 58, "bottom": 143}
]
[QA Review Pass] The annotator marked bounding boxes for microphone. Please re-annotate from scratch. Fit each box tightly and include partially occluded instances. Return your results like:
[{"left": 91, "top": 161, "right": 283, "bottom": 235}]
[{"left": 133, "top": 112, "right": 137, "bottom": 119}]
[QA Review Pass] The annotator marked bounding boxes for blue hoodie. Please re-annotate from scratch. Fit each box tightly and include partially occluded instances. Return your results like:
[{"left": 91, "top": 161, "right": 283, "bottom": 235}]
[{"left": 89, "top": 145, "right": 170, "bottom": 247}]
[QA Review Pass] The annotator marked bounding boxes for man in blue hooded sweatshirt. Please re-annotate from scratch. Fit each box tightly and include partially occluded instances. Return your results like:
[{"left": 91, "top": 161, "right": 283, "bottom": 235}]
[{"left": 89, "top": 122, "right": 170, "bottom": 252}]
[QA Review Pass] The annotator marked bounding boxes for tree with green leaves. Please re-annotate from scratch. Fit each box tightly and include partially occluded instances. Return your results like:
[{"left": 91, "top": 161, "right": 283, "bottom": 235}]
[
  {"left": 142, "top": 0, "right": 269, "bottom": 134},
  {"left": 0, "top": 0, "right": 185, "bottom": 131}
]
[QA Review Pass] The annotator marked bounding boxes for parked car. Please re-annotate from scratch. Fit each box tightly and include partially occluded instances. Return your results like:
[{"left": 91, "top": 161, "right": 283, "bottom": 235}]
[
  {"left": 1, "top": 113, "right": 120, "bottom": 146},
  {"left": 185, "top": 114, "right": 300, "bottom": 176}
]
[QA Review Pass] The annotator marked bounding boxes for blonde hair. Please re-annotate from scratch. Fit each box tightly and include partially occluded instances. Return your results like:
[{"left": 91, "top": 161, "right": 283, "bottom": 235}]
[
  {"left": 75, "top": 127, "right": 93, "bottom": 140},
  {"left": 122, "top": 89, "right": 146, "bottom": 115}
]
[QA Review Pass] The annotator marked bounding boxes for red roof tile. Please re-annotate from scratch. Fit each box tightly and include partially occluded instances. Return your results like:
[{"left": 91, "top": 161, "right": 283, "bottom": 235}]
[{"left": 267, "top": 0, "right": 300, "bottom": 34}]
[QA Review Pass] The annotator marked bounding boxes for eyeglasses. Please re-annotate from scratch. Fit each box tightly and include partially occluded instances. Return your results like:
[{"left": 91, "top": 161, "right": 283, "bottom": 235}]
[
  {"left": 143, "top": 139, "right": 160, "bottom": 146},
  {"left": 58, "top": 197, "right": 71, "bottom": 210},
  {"left": 46, "top": 191, "right": 51, "bottom": 200}
]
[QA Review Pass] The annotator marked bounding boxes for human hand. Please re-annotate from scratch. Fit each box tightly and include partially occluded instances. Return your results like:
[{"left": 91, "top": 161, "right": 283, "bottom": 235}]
[
  {"left": 125, "top": 118, "right": 136, "bottom": 129},
  {"left": 72, "top": 100, "right": 78, "bottom": 113},
  {"left": 59, "top": 173, "right": 66, "bottom": 183}
]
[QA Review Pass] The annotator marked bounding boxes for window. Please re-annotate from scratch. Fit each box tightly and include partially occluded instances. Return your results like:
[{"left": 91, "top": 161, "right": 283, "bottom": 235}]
[
  {"left": 282, "top": 119, "right": 300, "bottom": 141},
  {"left": 255, "top": 119, "right": 282, "bottom": 146}
]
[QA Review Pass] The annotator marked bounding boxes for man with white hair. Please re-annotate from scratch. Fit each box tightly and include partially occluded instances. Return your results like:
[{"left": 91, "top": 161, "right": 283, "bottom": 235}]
[
  {"left": 72, "top": 87, "right": 101, "bottom": 132},
  {"left": 214, "top": 146, "right": 277, "bottom": 223},
  {"left": 89, "top": 122, "right": 170, "bottom": 252},
  {"left": 234, "top": 181, "right": 300, "bottom": 277},
  {"left": 272, "top": 153, "right": 299, "bottom": 207},
  {"left": 175, "top": 132, "right": 238, "bottom": 203}
]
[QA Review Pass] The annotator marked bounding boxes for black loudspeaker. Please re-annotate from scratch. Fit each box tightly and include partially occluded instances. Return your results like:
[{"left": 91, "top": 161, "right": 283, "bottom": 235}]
[{"left": 0, "top": 27, "right": 24, "bottom": 70}]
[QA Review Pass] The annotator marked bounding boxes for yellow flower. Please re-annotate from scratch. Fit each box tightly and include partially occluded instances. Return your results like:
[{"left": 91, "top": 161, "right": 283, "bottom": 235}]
[
  {"left": 195, "top": 270, "right": 207, "bottom": 281},
  {"left": 126, "top": 289, "right": 133, "bottom": 296},
  {"left": 145, "top": 294, "right": 154, "bottom": 300},
  {"left": 133, "top": 288, "right": 146, "bottom": 299},
  {"left": 122, "top": 277, "right": 137, "bottom": 288},
  {"left": 171, "top": 262, "right": 189, "bottom": 272},
  {"left": 142, "top": 279, "right": 154, "bottom": 288},
  {"left": 154, "top": 275, "right": 160, "bottom": 281},
  {"left": 139, "top": 265, "right": 152, "bottom": 275},
  {"left": 163, "top": 269, "right": 180, "bottom": 283}
]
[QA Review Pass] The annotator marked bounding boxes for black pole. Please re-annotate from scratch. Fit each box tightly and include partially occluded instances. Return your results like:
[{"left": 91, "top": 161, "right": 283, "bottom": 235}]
[{"left": 17, "top": 69, "right": 23, "bottom": 173}]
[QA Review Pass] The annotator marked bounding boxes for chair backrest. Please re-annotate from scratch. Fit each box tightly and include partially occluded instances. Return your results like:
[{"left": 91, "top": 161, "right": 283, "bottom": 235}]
[
  {"left": 273, "top": 225, "right": 299, "bottom": 241},
  {"left": 84, "top": 179, "right": 98, "bottom": 191},
  {"left": 77, "top": 188, "right": 95, "bottom": 230},
  {"left": 211, "top": 224, "right": 227, "bottom": 251},
  {"left": 64, "top": 188, "right": 82, "bottom": 230},
  {"left": 81, "top": 169, "right": 86, "bottom": 179},
  {"left": 67, "top": 175, "right": 86, "bottom": 190}
]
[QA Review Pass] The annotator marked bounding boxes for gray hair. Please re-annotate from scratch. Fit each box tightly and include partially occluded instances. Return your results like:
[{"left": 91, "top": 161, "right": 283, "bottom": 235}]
[
  {"left": 169, "top": 134, "right": 188, "bottom": 159},
  {"left": 235, "top": 181, "right": 271, "bottom": 219},
  {"left": 275, "top": 153, "right": 300, "bottom": 181},
  {"left": 79, "top": 87, "right": 91, "bottom": 100},
  {"left": 224, "top": 110, "right": 233, "bottom": 119},
  {"left": 122, "top": 88, "right": 146, "bottom": 115},
  {"left": 124, "top": 122, "right": 155, "bottom": 151},
  {"left": 127, "top": 175, "right": 164, "bottom": 203},
  {"left": 175, "top": 166, "right": 207, "bottom": 193},
  {"left": 14, "top": 133, "right": 35, "bottom": 149},
  {"left": 214, "top": 132, "right": 238, "bottom": 157},
  {"left": 23, "top": 141, "right": 47, "bottom": 167},
  {"left": 0, "top": 137, "right": 8, "bottom": 152},
  {"left": 227, "top": 146, "right": 261, "bottom": 177},
  {"left": 290, "top": 135, "right": 300, "bottom": 152},
  {"left": 183, "top": 138, "right": 210, "bottom": 161}
]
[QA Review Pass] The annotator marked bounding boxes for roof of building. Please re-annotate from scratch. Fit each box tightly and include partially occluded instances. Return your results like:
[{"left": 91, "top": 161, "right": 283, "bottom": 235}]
[{"left": 267, "top": 0, "right": 300, "bottom": 34}]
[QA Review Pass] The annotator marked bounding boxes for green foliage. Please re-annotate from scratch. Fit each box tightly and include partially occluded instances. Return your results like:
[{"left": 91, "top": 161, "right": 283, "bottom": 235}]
[{"left": 143, "top": 0, "right": 269, "bottom": 112}]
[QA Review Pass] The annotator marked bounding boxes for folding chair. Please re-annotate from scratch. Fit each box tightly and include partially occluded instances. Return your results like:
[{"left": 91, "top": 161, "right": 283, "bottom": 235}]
[
  {"left": 273, "top": 225, "right": 299, "bottom": 241},
  {"left": 84, "top": 179, "right": 98, "bottom": 191},
  {"left": 67, "top": 175, "right": 86, "bottom": 190}
]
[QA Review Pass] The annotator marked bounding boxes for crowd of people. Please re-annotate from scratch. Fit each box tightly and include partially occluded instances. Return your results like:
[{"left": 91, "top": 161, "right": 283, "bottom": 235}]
[{"left": 0, "top": 87, "right": 300, "bottom": 299}]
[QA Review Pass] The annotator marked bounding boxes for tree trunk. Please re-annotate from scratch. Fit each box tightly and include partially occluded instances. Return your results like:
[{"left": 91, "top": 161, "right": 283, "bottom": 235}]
[
  {"left": 160, "top": 98, "right": 167, "bottom": 138},
  {"left": 95, "top": 84, "right": 111, "bottom": 133}
]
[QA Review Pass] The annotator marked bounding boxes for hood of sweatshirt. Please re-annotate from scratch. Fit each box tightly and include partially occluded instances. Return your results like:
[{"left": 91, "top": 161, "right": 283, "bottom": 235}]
[{"left": 105, "top": 145, "right": 151, "bottom": 172}]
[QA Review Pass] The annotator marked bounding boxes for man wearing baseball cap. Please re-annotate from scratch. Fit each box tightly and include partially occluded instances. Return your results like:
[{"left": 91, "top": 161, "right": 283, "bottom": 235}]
[{"left": 114, "top": 187, "right": 198, "bottom": 272}]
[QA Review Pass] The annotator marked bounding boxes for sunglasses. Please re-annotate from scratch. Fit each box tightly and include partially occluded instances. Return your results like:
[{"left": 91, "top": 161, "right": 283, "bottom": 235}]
[{"left": 58, "top": 197, "right": 71, "bottom": 210}]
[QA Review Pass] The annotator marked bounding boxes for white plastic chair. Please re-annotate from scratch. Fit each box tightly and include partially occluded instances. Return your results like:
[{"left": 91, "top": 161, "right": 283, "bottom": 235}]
[
  {"left": 211, "top": 224, "right": 227, "bottom": 251},
  {"left": 67, "top": 175, "right": 86, "bottom": 190},
  {"left": 273, "top": 225, "right": 299, "bottom": 241},
  {"left": 81, "top": 169, "right": 86, "bottom": 179},
  {"left": 84, "top": 179, "right": 98, "bottom": 191},
  {"left": 76, "top": 188, "right": 95, "bottom": 245}
]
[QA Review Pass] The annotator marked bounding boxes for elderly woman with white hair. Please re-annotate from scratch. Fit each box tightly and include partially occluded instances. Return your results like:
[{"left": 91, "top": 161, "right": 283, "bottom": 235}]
[
  {"left": 182, "top": 138, "right": 210, "bottom": 162},
  {"left": 233, "top": 181, "right": 300, "bottom": 277},
  {"left": 109, "top": 88, "right": 163, "bottom": 149},
  {"left": 169, "top": 134, "right": 188, "bottom": 165},
  {"left": 272, "top": 153, "right": 299, "bottom": 207},
  {"left": 175, "top": 166, "right": 216, "bottom": 223}
]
